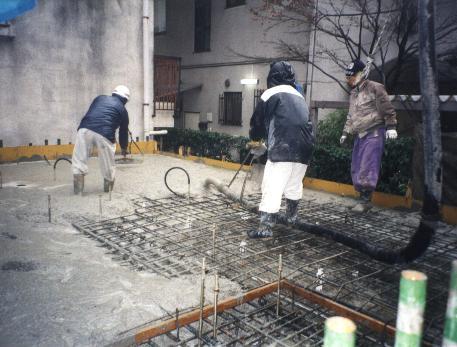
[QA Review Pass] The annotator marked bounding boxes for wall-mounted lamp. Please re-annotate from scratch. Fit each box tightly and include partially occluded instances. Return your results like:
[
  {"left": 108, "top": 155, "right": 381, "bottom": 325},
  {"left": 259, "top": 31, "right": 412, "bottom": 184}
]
[{"left": 240, "top": 78, "right": 259, "bottom": 85}]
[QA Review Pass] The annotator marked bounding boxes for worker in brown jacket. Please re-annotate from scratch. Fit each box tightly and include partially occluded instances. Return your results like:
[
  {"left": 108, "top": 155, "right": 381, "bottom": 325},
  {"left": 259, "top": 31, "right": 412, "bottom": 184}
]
[{"left": 340, "top": 59, "right": 397, "bottom": 212}]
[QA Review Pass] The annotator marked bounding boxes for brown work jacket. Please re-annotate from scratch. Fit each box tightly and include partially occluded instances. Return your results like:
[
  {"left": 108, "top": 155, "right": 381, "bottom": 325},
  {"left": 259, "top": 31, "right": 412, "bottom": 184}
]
[{"left": 343, "top": 80, "right": 397, "bottom": 136}]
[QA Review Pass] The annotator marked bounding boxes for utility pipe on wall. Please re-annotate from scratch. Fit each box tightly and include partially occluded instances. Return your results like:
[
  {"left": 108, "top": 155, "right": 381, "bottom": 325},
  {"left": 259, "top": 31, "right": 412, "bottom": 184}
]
[{"left": 143, "top": 0, "right": 152, "bottom": 140}]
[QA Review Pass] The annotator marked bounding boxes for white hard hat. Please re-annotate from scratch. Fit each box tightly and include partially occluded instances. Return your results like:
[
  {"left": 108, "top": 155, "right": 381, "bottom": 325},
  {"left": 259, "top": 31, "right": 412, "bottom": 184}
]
[{"left": 112, "top": 85, "right": 130, "bottom": 101}]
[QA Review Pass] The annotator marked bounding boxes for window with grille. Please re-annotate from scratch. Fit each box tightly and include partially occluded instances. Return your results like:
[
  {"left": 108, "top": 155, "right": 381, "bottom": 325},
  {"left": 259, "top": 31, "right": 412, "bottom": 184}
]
[
  {"left": 194, "top": 0, "right": 211, "bottom": 52},
  {"left": 219, "top": 92, "right": 242, "bottom": 126},
  {"left": 226, "top": 0, "right": 246, "bottom": 8}
]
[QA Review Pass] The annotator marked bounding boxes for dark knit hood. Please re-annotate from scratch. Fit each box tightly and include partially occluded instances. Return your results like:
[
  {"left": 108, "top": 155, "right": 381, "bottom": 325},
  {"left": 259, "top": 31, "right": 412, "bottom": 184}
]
[{"left": 267, "top": 61, "right": 296, "bottom": 88}]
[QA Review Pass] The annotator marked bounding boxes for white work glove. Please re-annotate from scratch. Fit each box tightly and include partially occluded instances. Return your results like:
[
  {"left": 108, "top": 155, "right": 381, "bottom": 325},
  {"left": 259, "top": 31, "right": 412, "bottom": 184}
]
[
  {"left": 385, "top": 129, "right": 398, "bottom": 140},
  {"left": 250, "top": 142, "right": 267, "bottom": 158},
  {"left": 340, "top": 135, "right": 347, "bottom": 145}
]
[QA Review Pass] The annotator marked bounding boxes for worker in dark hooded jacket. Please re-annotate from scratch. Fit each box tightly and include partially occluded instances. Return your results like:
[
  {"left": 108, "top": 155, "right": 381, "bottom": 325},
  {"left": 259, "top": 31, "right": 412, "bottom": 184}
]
[
  {"left": 72, "top": 85, "right": 130, "bottom": 194},
  {"left": 248, "top": 61, "right": 314, "bottom": 238}
]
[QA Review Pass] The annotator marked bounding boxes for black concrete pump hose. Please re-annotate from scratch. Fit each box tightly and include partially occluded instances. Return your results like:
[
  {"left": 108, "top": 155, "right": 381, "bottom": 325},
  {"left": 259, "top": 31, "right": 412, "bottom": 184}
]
[{"left": 204, "top": 177, "right": 435, "bottom": 264}]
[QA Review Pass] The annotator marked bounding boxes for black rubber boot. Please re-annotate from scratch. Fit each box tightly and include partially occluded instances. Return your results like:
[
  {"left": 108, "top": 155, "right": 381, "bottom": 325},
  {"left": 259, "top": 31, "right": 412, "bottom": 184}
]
[
  {"left": 73, "top": 174, "right": 84, "bottom": 195},
  {"left": 104, "top": 179, "right": 114, "bottom": 193},
  {"left": 285, "top": 199, "right": 300, "bottom": 225},
  {"left": 351, "top": 190, "right": 373, "bottom": 213},
  {"left": 247, "top": 212, "right": 276, "bottom": 239}
]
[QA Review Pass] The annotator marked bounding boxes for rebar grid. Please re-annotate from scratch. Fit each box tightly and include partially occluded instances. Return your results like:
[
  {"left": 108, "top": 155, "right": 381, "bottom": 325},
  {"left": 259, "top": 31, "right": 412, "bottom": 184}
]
[
  {"left": 141, "top": 288, "right": 393, "bottom": 347},
  {"left": 73, "top": 194, "right": 457, "bottom": 345}
]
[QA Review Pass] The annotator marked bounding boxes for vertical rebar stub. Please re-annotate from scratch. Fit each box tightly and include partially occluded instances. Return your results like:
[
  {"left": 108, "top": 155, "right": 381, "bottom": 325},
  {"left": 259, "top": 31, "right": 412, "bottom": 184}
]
[
  {"left": 99, "top": 194, "right": 103, "bottom": 220},
  {"left": 444, "top": 261, "right": 457, "bottom": 346},
  {"left": 395, "top": 270, "right": 427, "bottom": 347},
  {"left": 47, "top": 194, "right": 51, "bottom": 223},
  {"left": 198, "top": 257, "right": 206, "bottom": 347},
  {"left": 323, "top": 316, "right": 356, "bottom": 347},
  {"left": 276, "top": 254, "right": 283, "bottom": 316},
  {"left": 213, "top": 272, "right": 219, "bottom": 339}
]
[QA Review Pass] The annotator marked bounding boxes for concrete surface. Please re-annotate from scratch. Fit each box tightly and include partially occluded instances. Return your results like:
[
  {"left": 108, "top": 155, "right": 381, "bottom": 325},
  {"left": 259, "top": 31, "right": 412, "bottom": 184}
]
[{"left": 0, "top": 153, "right": 418, "bottom": 346}]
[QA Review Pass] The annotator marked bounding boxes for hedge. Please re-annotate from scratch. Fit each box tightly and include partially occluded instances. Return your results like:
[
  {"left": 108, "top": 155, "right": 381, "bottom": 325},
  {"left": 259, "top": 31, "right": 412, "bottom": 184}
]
[{"left": 160, "top": 111, "right": 414, "bottom": 195}]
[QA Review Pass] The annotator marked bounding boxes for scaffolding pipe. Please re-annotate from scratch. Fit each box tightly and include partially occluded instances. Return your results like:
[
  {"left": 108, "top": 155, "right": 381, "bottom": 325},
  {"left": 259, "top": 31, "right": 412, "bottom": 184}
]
[
  {"left": 323, "top": 316, "right": 356, "bottom": 347},
  {"left": 394, "top": 270, "right": 427, "bottom": 347},
  {"left": 443, "top": 261, "right": 457, "bottom": 346},
  {"left": 142, "top": 0, "right": 152, "bottom": 140}
]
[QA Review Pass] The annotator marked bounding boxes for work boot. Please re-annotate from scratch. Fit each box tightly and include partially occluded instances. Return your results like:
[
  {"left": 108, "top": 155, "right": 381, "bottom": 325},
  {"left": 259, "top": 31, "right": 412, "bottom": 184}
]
[
  {"left": 351, "top": 190, "right": 373, "bottom": 213},
  {"left": 104, "top": 178, "right": 114, "bottom": 193},
  {"left": 247, "top": 212, "right": 276, "bottom": 239},
  {"left": 285, "top": 199, "right": 300, "bottom": 225},
  {"left": 73, "top": 174, "right": 84, "bottom": 195}
]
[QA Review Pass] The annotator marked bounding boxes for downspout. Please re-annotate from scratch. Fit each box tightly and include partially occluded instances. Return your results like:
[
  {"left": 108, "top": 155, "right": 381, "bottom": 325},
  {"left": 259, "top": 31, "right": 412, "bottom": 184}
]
[{"left": 143, "top": 0, "right": 152, "bottom": 140}]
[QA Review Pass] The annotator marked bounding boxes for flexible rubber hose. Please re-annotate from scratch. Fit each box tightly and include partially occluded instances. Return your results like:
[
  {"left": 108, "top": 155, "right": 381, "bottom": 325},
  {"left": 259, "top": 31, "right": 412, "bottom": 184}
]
[
  {"left": 204, "top": 177, "right": 434, "bottom": 264},
  {"left": 164, "top": 167, "right": 191, "bottom": 198},
  {"left": 53, "top": 157, "right": 72, "bottom": 170}
]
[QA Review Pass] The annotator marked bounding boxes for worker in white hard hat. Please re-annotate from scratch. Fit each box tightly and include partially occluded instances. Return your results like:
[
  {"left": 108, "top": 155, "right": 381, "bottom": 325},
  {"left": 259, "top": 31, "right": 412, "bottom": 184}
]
[{"left": 71, "top": 85, "right": 130, "bottom": 194}]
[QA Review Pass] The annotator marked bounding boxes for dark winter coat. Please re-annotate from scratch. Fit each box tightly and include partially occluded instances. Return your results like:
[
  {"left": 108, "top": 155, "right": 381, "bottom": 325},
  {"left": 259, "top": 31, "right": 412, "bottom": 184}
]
[
  {"left": 249, "top": 64, "right": 314, "bottom": 164},
  {"left": 78, "top": 94, "right": 129, "bottom": 149}
]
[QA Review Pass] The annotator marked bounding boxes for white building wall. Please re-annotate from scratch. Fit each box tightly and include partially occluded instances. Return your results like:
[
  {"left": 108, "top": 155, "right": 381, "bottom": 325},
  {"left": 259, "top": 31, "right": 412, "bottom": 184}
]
[
  {"left": 155, "top": 0, "right": 311, "bottom": 136},
  {"left": 0, "top": 0, "right": 153, "bottom": 147}
]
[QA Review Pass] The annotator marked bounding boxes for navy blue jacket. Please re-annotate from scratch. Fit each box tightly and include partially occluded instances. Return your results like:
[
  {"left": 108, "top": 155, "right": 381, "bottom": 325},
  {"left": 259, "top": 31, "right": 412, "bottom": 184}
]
[{"left": 78, "top": 94, "right": 129, "bottom": 149}]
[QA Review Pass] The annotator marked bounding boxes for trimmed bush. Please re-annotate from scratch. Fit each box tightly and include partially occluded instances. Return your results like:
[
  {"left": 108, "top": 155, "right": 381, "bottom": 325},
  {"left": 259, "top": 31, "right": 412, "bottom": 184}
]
[
  {"left": 161, "top": 128, "right": 250, "bottom": 163},
  {"left": 161, "top": 113, "right": 414, "bottom": 195}
]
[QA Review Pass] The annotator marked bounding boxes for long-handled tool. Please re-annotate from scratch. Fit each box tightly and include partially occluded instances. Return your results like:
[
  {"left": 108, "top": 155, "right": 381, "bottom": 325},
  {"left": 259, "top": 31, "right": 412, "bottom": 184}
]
[{"left": 227, "top": 141, "right": 267, "bottom": 201}]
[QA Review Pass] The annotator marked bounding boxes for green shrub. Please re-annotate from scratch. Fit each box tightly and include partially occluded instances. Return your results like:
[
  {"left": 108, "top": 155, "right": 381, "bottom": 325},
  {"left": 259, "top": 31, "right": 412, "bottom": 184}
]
[
  {"left": 161, "top": 128, "right": 249, "bottom": 163},
  {"left": 161, "top": 113, "right": 414, "bottom": 195}
]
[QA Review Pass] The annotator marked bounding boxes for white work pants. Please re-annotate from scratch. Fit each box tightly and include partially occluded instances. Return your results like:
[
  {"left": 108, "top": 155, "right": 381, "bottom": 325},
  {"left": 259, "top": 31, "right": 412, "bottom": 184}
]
[
  {"left": 259, "top": 160, "right": 308, "bottom": 213},
  {"left": 72, "top": 128, "right": 116, "bottom": 181}
]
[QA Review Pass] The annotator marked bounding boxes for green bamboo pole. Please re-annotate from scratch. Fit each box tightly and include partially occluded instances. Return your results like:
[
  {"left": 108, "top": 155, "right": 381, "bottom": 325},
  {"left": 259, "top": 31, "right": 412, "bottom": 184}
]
[
  {"left": 443, "top": 261, "right": 457, "bottom": 346},
  {"left": 395, "top": 270, "right": 427, "bottom": 347},
  {"left": 323, "top": 316, "right": 356, "bottom": 347}
]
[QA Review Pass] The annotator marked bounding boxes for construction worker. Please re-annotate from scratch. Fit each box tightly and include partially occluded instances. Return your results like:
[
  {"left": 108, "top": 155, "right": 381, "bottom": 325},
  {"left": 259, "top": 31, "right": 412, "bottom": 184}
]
[
  {"left": 72, "top": 85, "right": 130, "bottom": 194},
  {"left": 248, "top": 61, "right": 314, "bottom": 238},
  {"left": 340, "top": 59, "right": 397, "bottom": 212}
]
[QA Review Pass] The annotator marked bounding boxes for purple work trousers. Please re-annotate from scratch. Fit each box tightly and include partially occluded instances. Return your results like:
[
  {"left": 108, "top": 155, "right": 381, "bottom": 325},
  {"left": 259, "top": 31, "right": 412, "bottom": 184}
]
[{"left": 351, "top": 128, "right": 385, "bottom": 192}]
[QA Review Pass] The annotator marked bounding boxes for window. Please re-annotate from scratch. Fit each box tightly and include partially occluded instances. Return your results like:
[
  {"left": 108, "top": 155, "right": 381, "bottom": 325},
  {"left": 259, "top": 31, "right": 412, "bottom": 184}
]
[
  {"left": 0, "top": 21, "right": 15, "bottom": 38},
  {"left": 226, "top": 0, "right": 246, "bottom": 8},
  {"left": 194, "top": 0, "right": 211, "bottom": 52},
  {"left": 219, "top": 92, "right": 242, "bottom": 126},
  {"left": 154, "top": 0, "right": 166, "bottom": 34}
]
